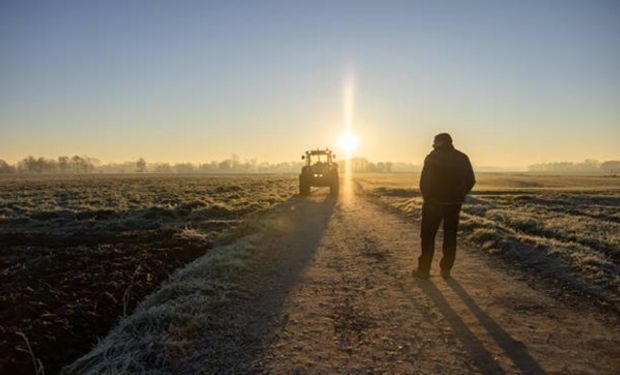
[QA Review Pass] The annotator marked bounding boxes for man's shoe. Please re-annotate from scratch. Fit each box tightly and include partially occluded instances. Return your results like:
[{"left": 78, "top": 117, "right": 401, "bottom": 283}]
[
  {"left": 440, "top": 269, "right": 451, "bottom": 279},
  {"left": 412, "top": 269, "right": 430, "bottom": 280}
]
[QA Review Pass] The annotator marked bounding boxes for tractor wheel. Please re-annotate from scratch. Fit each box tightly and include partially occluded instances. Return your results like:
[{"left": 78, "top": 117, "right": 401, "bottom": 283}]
[
  {"left": 330, "top": 178, "right": 339, "bottom": 196},
  {"left": 299, "top": 176, "right": 310, "bottom": 196}
]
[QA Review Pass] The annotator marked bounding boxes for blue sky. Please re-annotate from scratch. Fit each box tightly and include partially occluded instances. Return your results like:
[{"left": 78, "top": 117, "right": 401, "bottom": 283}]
[{"left": 1, "top": 0, "right": 619, "bottom": 166}]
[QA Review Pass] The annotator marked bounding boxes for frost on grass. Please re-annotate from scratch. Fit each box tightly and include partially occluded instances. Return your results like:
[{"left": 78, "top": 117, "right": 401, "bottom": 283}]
[
  {"left": 0, "top": 174, "right": 298, "bottom": 237},
  {"left": 0, "top": 174, "right": 297, "bottom": 375},
  {"left": 61, "top": 236, "right": 259, "bottom": 375},
  {"left": 356, "top": 173, "right": 620, "bottom": 302}
]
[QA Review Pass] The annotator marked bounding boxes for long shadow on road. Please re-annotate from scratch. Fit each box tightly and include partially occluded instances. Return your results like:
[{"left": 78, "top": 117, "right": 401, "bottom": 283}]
[
  {"left": 417, "top": 280, "right": 507, "bottom": 374},
  {"left": 446, "top": 279, "right": 546, "bottom": 375},
  {"left": 213, "top": 193, "right": 337, "bottom": 373},
  {"left": 418, "top": 279, "right": 545, "bottom": 374}
]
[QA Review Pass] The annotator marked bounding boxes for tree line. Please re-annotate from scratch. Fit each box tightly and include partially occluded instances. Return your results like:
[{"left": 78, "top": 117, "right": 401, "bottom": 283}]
[
  {"left": 3, "top": 155, "right": 617, "bottom": 175},
  {"left": 0, "top": 154, "right": 421, "bottom": 175},
  {"left": 528, "top": 159, "right": 620, "bottom": 173},
  {"left": 0, "top": 155, "right": 99, "bottom": 174},
  {"left": 0, "top": 155, "right": 300, "bottom": 174},
  {"left": 350, "top": 158, "right": 393, "bottom": 173}
]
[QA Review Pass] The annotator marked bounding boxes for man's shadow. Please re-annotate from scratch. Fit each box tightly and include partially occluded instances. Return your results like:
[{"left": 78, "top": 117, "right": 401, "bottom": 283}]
[{"left": 417, "top": 279, "right": 546, "bottom": 375}]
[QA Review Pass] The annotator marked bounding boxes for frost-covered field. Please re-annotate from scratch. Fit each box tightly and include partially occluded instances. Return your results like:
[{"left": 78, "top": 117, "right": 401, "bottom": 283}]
[
  {"left": 0, "top": 174, "right": 297, "bottom": 375},
  {"left": 355, "top": 173, "right": 620, "bottom": 304},
  {"left": 0, "top": 174, "right": 297, "bottom": 236}
]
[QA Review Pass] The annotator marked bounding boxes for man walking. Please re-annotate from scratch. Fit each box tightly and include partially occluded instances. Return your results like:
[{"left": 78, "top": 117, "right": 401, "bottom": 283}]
[{"left": 414, "top": 133, "right": 475, "bottom": 279}]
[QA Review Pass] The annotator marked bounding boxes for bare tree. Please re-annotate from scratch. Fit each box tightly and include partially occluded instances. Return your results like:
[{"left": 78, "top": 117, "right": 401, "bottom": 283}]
[
  {"left": 136, "top": 158, "right": 147, "bottom": 172},
  {"left": 18, "top": 156, "right": 36, "bottom": 173},
  {"left": 58, "top": 156, "right": 69, "bottom": 173},
  {"left": 69, "top": 155, "right": 95, "bottom": 173},
  {"left": 71, "top": 155, "right": 84, "bottom": 173},
  {"left": 0, "top": 160, "right": 15, "bottom": 174}
]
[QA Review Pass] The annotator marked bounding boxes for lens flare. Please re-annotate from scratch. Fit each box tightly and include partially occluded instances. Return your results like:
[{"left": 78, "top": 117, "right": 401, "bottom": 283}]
[
  {"left": 339, "top": 131, "right": 358, "bottom": 158},
  {"left": 339, "top": 67, "right": 357, "bottom": 199},
  {"left": 340, "top": 69, "right": 358, "bottom": 161}
]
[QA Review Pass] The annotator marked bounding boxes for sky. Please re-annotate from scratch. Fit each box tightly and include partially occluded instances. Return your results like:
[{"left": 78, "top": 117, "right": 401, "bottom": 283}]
[{"left": 1, "top": 0, "right": 619, "bottom": 168}]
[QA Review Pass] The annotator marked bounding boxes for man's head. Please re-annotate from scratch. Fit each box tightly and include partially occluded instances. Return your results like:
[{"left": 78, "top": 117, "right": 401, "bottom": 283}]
[{"left": 433, "top": 133, "right": 453, "bottom": 149}]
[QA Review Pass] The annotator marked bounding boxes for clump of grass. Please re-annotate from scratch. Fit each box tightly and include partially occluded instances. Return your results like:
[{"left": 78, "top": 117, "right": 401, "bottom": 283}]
[
  {"left": 394, "top": 198, "right": 422, "bottom": 217},
  {"left": 468, "top": 227, "right": 511, "bottom": 253},
  {"left": 175, "top": 227, "right": 209, "bottom": 243},
  {"left": 61, "top": 236, "right": 258, "bottom": 374}
]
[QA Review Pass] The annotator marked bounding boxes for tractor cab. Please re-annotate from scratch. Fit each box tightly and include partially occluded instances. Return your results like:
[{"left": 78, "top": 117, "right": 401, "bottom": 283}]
[{"left": 299, "top": 149, "right": 339, "bottom": 196}]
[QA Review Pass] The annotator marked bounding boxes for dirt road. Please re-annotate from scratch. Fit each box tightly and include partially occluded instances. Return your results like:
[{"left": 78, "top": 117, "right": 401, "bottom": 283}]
[
  {"left": 65, "top": 185, "right": 620, "bottom": 374},
  {"left": 246, "top": 187, "right": 619, "bottom": 374}
]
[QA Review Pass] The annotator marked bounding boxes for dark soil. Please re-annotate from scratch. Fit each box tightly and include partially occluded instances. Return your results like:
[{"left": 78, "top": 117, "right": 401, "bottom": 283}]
[{"left": 0, "top": 230, "right": 207, "bottom": 375}]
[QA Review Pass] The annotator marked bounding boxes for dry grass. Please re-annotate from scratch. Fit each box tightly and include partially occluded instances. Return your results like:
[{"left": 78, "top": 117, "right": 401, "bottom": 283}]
[
  {"left": 0, "top": 174, "right": 297, "bottom": 237},
  {"left": 61, "top": 234, "right": 259, "bottom": 374},
  {"left": 0, "top": 174, "right": 298, "bottom": 374}
]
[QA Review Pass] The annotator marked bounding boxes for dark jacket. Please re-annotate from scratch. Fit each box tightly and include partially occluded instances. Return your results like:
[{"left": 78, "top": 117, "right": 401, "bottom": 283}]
[{"left": 420, "top": 145, "right": 475, "bottom": 204}]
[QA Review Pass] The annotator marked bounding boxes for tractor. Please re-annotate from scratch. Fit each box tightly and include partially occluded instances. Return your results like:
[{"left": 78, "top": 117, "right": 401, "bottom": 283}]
[{"left": 299, "top": 149, "right": 339, "bottom": 196}]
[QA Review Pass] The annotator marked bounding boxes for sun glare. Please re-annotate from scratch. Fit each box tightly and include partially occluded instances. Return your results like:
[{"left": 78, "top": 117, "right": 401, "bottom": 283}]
[
  {"left": 339, "top": 131, "right": 358, "bottom": 159},
  {"left": 340, "top": 67, "right": 357, "bottom": 199},
  {"left": 340, "top": 68, "right": 357, "bottom": 161}
]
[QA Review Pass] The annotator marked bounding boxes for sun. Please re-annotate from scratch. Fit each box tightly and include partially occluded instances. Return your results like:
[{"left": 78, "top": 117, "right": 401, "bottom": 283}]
[{"left": 338, "top": 131, "right": 358, "bottom": 159}]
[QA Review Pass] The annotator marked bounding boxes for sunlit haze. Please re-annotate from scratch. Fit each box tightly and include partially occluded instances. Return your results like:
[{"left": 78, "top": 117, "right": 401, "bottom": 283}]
[
  {"left": 1, "top": 1, "right": 619, "bottom": 168},
  {"left": 339, "top": 69, "right": 358, "bottom": 161},
  {"left": 339, "top": 131, "right": 359, "bottom": 159}
]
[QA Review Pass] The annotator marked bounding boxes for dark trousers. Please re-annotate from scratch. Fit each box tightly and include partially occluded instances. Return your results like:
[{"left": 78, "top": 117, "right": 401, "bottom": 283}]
[{"left": 418, "top": 202, "right": 462, "bottom": 274}]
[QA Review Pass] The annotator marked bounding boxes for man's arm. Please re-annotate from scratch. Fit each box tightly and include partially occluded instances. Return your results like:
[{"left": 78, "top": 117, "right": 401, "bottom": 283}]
[
  {"left": 464, "top": 156, "right": 475, "bottom": 194},
  {"left": 419, "top": 156, "right": 430, "bottom": 199}
]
